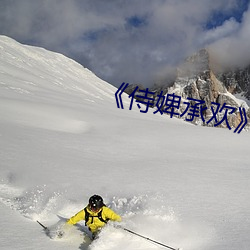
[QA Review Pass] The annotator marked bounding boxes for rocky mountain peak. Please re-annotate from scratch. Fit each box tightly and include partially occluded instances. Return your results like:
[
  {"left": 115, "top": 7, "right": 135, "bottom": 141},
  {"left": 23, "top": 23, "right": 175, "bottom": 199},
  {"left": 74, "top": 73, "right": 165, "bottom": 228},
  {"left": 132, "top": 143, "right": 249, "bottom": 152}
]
[
  {"left": 169, "top": 49, "right": 250, "bottom": 130},
  {"left": 177, "top": 48, "right": 210, "bottom": 78},
  {"left": 216, "top": 66, "right": 250, "bottom": 100},
  {"left": 124, "top": 48, "right": 250, "bottom": 132}
]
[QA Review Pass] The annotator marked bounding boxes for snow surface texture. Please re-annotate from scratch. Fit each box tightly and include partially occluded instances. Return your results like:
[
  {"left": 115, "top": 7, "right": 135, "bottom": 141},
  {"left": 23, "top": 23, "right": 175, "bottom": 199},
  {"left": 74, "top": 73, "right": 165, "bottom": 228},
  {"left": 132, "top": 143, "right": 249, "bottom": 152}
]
[{"left": 0, "top": 36, "right": 250, "bottom": 250}]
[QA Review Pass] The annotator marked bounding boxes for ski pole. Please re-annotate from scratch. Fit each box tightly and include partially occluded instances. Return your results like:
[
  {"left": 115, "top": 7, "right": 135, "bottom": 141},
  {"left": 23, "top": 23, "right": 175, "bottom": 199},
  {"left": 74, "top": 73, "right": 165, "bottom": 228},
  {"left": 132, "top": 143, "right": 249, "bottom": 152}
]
[
  {"left": 37, "top": 220, "right": 48, "bottom": 231},
  {"left": 122, "top": 227, "right": 180, "bottom": 250}
]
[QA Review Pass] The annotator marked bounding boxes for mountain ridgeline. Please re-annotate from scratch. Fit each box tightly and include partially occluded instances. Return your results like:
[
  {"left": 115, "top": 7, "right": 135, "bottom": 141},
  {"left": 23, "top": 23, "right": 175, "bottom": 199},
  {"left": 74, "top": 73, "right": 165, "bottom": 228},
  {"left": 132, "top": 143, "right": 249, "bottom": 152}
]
[{"left": 126, "top": 49, "right": 250, "bottom": 132}]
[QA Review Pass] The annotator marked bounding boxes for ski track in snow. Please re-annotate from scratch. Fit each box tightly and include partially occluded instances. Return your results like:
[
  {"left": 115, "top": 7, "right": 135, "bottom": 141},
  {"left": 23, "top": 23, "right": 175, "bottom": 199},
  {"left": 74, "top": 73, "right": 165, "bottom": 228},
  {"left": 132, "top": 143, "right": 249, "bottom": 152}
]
[{"left": 0, "top": 179, "right": 212, "bottom": 250}]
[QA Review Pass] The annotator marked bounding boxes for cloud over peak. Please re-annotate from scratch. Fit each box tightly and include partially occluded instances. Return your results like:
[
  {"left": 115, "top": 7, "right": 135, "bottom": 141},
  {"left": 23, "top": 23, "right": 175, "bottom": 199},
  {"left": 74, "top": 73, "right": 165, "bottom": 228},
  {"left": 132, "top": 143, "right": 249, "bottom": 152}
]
[{"left": 0, "top": 0, "right": 249, "bottom": 87}]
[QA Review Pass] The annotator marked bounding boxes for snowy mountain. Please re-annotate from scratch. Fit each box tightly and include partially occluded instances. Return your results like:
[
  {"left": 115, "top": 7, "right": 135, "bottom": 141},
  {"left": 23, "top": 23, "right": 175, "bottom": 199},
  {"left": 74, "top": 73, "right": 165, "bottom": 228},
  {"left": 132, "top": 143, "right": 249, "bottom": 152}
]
[
  {"left": 0, "top": 36, "right": 250, "bottom": 250},
  {"left": 217, "top": 65, "right": 250, "bottom": 100},
  {"left": 127, "top": 49, "right": 250, "bottom": 132},
  {"left": 169, "top": 49, "right": 250, "bottom": 130}
]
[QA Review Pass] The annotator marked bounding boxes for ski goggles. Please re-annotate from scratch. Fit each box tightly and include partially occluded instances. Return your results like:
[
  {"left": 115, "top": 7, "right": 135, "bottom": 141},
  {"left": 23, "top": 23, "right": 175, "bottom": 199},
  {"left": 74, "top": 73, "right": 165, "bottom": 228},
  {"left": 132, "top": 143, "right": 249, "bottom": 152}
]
[{"left": 89, "top": 204, "right": 101, "bottom": 212}]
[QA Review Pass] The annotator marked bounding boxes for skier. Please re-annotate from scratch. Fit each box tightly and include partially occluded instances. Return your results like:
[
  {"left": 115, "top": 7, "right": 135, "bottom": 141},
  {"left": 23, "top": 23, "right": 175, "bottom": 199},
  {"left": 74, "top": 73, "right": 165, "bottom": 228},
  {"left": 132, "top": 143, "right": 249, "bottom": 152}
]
[{"left": 66, "top": 194, "right": 121, "bottom": 239}]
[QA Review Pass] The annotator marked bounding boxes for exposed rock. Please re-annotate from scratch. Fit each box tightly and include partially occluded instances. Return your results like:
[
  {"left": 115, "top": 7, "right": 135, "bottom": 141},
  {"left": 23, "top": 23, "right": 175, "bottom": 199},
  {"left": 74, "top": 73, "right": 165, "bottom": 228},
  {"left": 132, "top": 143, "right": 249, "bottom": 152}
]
[
  {"left": 125, "top": 48, "right": 249, "bottom": 132},
  {"left": 216, "top": 66, "right": 250, "bottom": 99},
  {"left": 167, "top": 49, "right": 249, "bottom": 131}
]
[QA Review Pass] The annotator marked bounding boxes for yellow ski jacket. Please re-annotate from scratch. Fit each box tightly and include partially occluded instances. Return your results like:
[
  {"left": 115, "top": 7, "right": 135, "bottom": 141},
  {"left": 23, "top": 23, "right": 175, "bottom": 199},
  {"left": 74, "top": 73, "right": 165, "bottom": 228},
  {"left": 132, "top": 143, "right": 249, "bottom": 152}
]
[{"left": 67, "top": 206, "right": 121, "bottom": 233}]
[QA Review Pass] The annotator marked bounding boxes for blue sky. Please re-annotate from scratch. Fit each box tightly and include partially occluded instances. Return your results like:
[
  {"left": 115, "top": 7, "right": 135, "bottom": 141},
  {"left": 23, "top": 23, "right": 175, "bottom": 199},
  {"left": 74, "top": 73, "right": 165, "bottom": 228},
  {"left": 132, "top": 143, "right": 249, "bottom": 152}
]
[
  {"left": 206, "top": 0, "right": 249, "bottom": 29},
  {"left": 0, "top": 0, "right": 249, "bottom": 87}
]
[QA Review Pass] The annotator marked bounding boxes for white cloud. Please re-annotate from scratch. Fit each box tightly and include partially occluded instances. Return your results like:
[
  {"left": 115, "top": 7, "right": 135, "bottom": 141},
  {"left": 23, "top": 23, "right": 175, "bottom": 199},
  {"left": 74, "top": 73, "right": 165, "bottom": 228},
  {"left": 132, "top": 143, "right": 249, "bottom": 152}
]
[
  {"left": 200, "top": 18, "right": 240, "bottom": 45},
  {"left": 0, "top": 0, "right": 249, "bottom": 86},
  {"left": 209, "top": 5, "right": 250, "bottom": 69}
]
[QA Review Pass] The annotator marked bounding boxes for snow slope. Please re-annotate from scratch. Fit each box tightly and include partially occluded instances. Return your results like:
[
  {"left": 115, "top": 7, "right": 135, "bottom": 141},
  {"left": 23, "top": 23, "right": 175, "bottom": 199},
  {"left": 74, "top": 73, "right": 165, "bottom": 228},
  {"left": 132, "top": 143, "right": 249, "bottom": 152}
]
[{"left": 0, "top": 36, "right": 250, "bottom": 250}]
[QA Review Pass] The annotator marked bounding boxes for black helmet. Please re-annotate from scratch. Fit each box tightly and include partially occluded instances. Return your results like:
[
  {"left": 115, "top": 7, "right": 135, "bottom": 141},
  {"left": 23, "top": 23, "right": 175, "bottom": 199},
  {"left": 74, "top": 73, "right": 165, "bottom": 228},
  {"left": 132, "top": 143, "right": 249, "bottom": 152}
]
[{"left": 89, "top": 195, "right": 104, "bottom": 210}]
